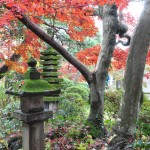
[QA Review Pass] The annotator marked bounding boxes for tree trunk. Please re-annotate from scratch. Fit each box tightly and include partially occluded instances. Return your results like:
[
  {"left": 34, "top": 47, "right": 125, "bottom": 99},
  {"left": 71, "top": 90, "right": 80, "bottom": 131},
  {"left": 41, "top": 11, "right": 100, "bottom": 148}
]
[
  {"left": 109, "top": 0, "right": 150, "bottom": 148},
  {"left": 88, "top": 5, "right": 118, "bottom": 133}
]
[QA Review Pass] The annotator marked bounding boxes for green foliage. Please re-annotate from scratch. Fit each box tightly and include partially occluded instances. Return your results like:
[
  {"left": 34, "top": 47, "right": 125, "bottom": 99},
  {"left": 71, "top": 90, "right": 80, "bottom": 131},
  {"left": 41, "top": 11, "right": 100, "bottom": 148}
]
[
  {"left": 45, "top": 139, "right": 51, "bottom": 150},
  {"left": 133, "top": 136, "right": 150, "bottom": 149},
  {"left": 61, "top": 77, "right": 89, "bottom": 93},
  {"left": 139, "top": 100, "right": 150, "bottom": 124},
  {"left": 46, "top": 123, "right": 106, "bottom": 150},
  {"left": 67, "top": 128, "right": 81, "bottom": 139},
  {"left": 140, "top": 123, "right": 150, "bottom": 136},
  {"left": 48, "top": 79, "right": 90, "bottom": 132},
  {"left": 0, "top": 100, "right": 21, "bottom": 140},
  {"left": 84, "top": 122, "right": 103, "bottom": 139},
  {"left": 5, "top": 71, "right": 23, "bottom": 91},
  {"left": 143, "top": 94, "right": 149, "bottom": 102},
  {"left": 55, "top": 92, "right": 88, "bottom": 123},
  {"left": 103, "top": 90, "right": 122, "bottom": 131},
  {"left": 61, "top": 78, "right": 75, "bottom": 92},
  {"left": 104, "top": 118, "right": 116, "bottom": 132},
  {"left": 133, "top": 141, "right": 150, "bottom": 149},
  {"left": 0, "top": 85, "right": 8, "bottom": 108},
  {"left": 65, "top": 85, "right": 89, "bottom": 101},
  {"left": 76, "top": 82, "right": 89, "bottom": 88},
  {"left": 62, "top": 93, "right": 83, "bottom": 102},
  {"left": 76, "top": 143, "right": 87, "bottom": 150},
  {"left": 104, "top": 89, "right": 122, "bottom": 117},
  {"left": 75, "top": 84, "right": 90, "bottom": 93},
  {"left": 1, "top": 74, "right": 149, "bottom": 150},
  {"left": 137, "top": 122, "right": 150, "bottom": 138},
  {"left": 0, "top": 79, "right": 22, "bottom": 149},
  {"left": 50, "top": 78, "right": 90, "bottom": 125}
]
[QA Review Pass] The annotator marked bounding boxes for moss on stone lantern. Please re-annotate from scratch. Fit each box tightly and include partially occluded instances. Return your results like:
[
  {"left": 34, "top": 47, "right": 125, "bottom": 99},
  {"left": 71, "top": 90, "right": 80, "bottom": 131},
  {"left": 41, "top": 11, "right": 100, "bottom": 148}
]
[
  {"left": 6, "top": 57, "right": 60, "bottom": 113},
  {"left": 40, "top": 47, "right": 62, "bottom": 111}
]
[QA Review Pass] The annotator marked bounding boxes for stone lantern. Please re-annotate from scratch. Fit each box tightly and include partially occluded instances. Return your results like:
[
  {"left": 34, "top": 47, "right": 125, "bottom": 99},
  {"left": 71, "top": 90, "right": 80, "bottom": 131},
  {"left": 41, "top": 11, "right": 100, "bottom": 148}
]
[
  {"left": 6, "top": 57, "right": 60, "bottom": 150},
  {"left": 40, "top": 47, "right": 62, "bottom": 112}
]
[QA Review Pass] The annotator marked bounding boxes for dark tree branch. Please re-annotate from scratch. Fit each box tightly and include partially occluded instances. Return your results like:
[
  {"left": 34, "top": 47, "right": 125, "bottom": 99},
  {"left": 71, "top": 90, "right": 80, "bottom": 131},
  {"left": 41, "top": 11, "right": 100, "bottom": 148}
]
[
  {"left": 116, "top": 34, "right": 131, "bottom": 46},
  {"left": 18, "top": 14, "right": 92, "bottom": 83},
  {"left": 0, "top": 53, "right": 20, "bottom": 79},
  {"left": 116, "top": 9, "right": 131, "bottom": 46},
  {"left": 116, "top": 23, "right": 131, "bottom": 46},
  {"left": 3, "top": 5, "right": 92, "bottom": 83},
  {"left": 43, "top": 21, "right": 67, "bottom": 32}
]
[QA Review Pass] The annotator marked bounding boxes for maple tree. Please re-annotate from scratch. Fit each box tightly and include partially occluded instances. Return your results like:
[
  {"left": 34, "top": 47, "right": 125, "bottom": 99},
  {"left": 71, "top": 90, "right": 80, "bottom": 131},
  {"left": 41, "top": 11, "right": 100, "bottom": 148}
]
[
  {"left": 0, "top": 0, "right": 150, "bottom": 148},
  {"left": 76, "top": 45, "right": 130, "bottom": 70}
]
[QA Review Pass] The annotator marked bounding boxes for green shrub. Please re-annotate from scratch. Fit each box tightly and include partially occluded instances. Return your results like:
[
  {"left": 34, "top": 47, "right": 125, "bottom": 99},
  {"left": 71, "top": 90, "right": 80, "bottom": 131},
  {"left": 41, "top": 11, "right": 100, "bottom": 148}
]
[
  {"left": 139, "top": 100, "right": 150, "bottom": 124},
  {"left": 76, "top": 82, "right": 89, "bottom": 89},
  {"left": 5, "top": 71, "right": 23, "bottom": 90},
  {"left": 49, "top": 92, "right": 89, "bottom": 127},
  {"left": 104, "top": 89, "right": 122, "bottom": 117},
  {"left": 56, "top": 92, "right": 87, "bottom": 123},
  {"left": 75, "top": 85, "right": 90, "bottom": 93},
  {"left": 67, "top": 128, "right": 81, "bottom": 139},
  {"left": 49, "top": 80, "right": 90, "bottom": 127},
  {"left": 62, "top": 93, "right": 83, "bottom": 102},
  {"left": 0, "top": 85, "right": 8, "bottom": 108},
  {"left": 65, "top": 85, "right": 89, "bottom": 101},
  {"left": 0, "top": 101, "right": 21, "bottom": 139},
  {"left": 134, "top": 122, "right": 150, "bottom": 150},
  {"left": 143, "top": 94, "right": 149, "bottom": 102},
  {"left": 84, "top": 121, "right": 103, "bottom": 139},
  {"left": 61, "top": 78, "right": 75, "bottom": 92}
]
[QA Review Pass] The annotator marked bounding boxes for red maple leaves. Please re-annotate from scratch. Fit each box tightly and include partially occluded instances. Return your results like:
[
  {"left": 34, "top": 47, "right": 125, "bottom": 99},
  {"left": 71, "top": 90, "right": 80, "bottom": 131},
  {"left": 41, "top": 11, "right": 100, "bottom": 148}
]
[{"left": 0, "top": 0, "right": 130, "bottom": 74}]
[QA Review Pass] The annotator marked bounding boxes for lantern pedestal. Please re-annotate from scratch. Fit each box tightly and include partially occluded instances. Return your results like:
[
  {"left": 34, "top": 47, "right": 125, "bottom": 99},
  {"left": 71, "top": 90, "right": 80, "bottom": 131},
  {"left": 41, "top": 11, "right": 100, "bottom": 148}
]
[{"left": 13, "top": 110, "right": 52, "bottom": 150}]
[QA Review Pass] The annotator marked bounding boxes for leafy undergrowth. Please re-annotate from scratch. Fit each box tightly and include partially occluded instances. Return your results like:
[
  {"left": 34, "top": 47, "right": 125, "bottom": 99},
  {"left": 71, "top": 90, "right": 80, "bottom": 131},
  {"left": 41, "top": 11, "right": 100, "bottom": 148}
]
[
  {"left": 45, "top": 123, "right": 107, "bottom": 150},
  {"left": 45, "top": 121, "right": 150, "bottom": 150}
]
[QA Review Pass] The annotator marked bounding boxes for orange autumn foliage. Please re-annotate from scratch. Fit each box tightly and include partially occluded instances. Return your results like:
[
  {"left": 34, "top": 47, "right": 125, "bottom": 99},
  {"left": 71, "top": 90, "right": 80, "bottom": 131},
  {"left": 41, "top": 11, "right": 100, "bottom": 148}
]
[
  {"left": 0, "top": 29, "right": 44, "bottom": 74},
  {"left": 0, "top": 0, "right": 130, "bottom": 74},
  {"left": 0, "top": 0, "right": 130, "bottom": 42},
  {"left": 76, "top": 45, "right": 101, "bottom": 65},
  {"left": 76, "top": 45, "right": 129, "bottom": 70},
  {"left": 76, "top": 45, "right": 150, "bottom": 72},
  {"left": 4, "top": 59, "right": 28, "bottom": 74},
  {"left": 111, "top": 47, "right": 129, "bottom": 70},
  {"left": 13, "top": 30, "right": 43, "bottom": 60},
  {"left": 76, "top": 45, "right": 128, "bottom": 70}
]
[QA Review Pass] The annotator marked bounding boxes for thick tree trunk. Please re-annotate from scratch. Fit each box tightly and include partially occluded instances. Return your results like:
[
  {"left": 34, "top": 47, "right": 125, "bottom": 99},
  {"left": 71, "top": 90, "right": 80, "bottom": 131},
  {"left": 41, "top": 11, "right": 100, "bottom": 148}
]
[
  {"left": 88, "top": 5, "right": 118, "bottom": 131},
  {"left": 109, "top": 0, "right": 150, "bottom": 148}
]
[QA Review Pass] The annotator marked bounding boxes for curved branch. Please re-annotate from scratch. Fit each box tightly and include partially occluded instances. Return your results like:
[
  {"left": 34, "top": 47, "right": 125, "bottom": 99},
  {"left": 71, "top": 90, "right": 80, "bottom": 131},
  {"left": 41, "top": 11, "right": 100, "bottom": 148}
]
[
  {"left": 116, "top": 34, "right": 131, "bottom": 46},
  {"left": 0, "top": 53, "right": 20, "bottom": 79},
  {"left": 17, "top": 14, "right": 92, "bottom": 84}
]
